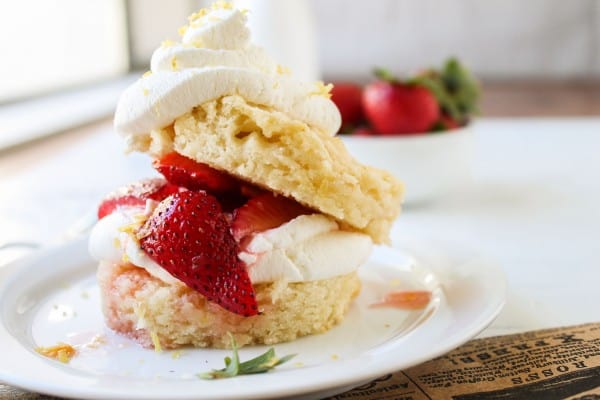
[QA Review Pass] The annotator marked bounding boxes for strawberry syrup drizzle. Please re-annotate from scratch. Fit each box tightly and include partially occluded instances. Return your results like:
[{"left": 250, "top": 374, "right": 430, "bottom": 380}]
[{"left": 370, "top": 290, "right": 432, "bottom": 310}]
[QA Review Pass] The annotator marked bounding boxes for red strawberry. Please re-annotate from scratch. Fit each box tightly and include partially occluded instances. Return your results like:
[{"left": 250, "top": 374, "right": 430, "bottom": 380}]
[
  {"left": 231, "top": 192, "right": 311, "bottom": 242},
  {"left": 438, "top": 114, "right": 460, "bottom": 130},
  {"left": 97, "top": 178, "right": 179, "bottom": 219},
  {"left": 352, "top": 127, "right": 376, "bottom": 136},
  {"left": 331, "top": 83, "right": 364, "bottom": 130},
  {"left": 154, "top": 152, "right": 240, "bottom": 193},
  {"left": 138, "top": 191, "right": 258, "bottom": 316},
  {"left": 363, "top": 69, "right": 440, "bottom": 135}
]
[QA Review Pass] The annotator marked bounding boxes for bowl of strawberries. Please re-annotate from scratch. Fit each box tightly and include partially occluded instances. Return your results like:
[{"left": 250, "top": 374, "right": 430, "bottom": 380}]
[{"left": 334, "top": 58, "right": 480, "bottom": 205}]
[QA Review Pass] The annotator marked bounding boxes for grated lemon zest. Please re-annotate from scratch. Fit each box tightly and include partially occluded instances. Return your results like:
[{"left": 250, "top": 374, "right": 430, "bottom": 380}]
[
  {"left": 276, "top": 64, "right": 291, "bottom": 75},
  {"left": 161, "top": 39, "right": 176, "bottom": 48},
  {"left": 151, "top": 331, "right": 163, "bottom": 353},
  {"left": 85, "top": 334, "right": 107, "bottom": 349},
  {"left": 36, "top": 343, "right": 77, "bottom": 363},
  {"left": 212, "top": 1, "right": 233, "bottom": 11},
  {"left": 153, "top": 103, "right": 162, "bottom": 117},
  {"left": 170, "top": 56, "right": 179, "bottom": 71},
  {"left": 311, "top": 81, "right": 333, "bottom": 98}
]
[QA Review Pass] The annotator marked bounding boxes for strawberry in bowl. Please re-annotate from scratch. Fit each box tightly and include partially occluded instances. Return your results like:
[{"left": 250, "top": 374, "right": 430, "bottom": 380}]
[
  {"left": 333, "top": 58, "right": 480, "bottom": 204},
  {"left": 362, "top": 68, "right": 440, "bottom": 135}
]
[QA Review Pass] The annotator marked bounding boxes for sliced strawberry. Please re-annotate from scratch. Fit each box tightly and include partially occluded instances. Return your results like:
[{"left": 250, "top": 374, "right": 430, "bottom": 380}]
[
  {"left": 97, "top": 178, "right": 179, "bottom": 219},
  {"left": 138, "top": 191, "right": 258, "bottom": 316},
  {"left": 154, "top": 152, "right": 240, "bottom": 193},
  {"left": 231, "top": 193, "right": 311, "bottom": 242}
]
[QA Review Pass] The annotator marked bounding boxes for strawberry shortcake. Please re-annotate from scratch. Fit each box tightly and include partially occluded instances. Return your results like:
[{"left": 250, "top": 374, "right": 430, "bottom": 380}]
[{"left": 89, "top": 2, "right": 402, "bottom": 349}]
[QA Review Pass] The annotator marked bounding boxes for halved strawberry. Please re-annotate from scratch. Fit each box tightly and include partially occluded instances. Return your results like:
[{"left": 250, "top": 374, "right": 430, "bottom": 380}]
[
  {"left": 154, "top": 152, "right": 240, "bottom": 193},
  {"left": 97, "top": 178, "right": 179, "bottom": 219},
  {"left": 231, "top": 193, "right": 311, "bottom": 242},
  {"left": 138, "top": 191, "right": 258, "bottom": 317}
]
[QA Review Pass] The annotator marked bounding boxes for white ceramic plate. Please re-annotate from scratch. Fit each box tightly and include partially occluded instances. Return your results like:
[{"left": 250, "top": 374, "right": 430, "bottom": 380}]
[{"left": 0, "top": 236, "right": 505, "bottom": 400}]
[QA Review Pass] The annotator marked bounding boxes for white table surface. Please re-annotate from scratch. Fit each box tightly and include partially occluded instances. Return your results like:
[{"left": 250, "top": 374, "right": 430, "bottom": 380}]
[{"left": 1, "top": 117, "right": 599, "bottom": 337}]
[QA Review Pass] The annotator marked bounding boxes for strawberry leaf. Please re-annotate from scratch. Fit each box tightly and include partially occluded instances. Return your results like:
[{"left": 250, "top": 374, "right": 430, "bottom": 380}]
[
  {"left": 410, "top": 58, "right": 480, "bottom": 127},
  {"left": 410, "top": 75, "right": 461, "bottom": 121},
  {"left": 373, "top": 67, "right": 398, "bottom": 83},
  {"left": 442, "top": 58, "right": 480, "bottom": 116}
]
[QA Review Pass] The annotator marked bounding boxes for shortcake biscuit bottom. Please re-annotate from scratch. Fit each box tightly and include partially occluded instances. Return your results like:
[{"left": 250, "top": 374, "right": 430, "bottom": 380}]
[{"left": 97, "top": 261, "right": 361, "bottom": 349}]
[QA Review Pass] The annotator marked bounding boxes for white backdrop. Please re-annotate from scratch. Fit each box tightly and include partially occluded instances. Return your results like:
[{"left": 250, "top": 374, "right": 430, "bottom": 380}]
[
  {"left": 311, "top": 0, "right": 600, "bottom": 80},
  {"left": 130, "top": 0, "right": 600, "bottom": 80}
]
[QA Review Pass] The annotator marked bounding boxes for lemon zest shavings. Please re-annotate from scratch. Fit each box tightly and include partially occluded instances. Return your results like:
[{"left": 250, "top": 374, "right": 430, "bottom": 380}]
[
  {"left": 150, "top": 331, "right": 163, "bottom": 353},
  {"left": 276, "top": 64, "right": 291, "bottom": 75},
  {"left": 212, "top": 1, "right": 234, "bottom": 11},
  {"left": 170, "top": 56, "right": 179, "bottom": 71},
  {"left": 311, "top": 81, "right": 333, "bottom": 98},
  {"left": 35, "top": 343, "right": 77, "bottom": 363}
]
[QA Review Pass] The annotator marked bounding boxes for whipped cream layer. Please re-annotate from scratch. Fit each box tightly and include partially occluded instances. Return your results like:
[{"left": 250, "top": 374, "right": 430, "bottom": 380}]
[
  {"left": 89, "top": 208, "right": 372, "bottom": 284},
  {"left": 114, "top": 5, "right": 341, "bottom": 142}
]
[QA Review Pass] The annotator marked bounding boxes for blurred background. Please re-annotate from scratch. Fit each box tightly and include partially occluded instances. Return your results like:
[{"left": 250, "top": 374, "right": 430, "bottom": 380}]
[
  {"left": 1, "top": 0, "right": 598, "bottom": 135},
  {"left": 1, "top": 2, "right": 599, "bottom": 392}
]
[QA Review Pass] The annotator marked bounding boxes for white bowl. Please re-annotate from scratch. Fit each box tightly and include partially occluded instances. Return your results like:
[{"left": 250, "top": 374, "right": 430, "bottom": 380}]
[{"left": 341, "top": 126, "right": 473, "bottom": 205}]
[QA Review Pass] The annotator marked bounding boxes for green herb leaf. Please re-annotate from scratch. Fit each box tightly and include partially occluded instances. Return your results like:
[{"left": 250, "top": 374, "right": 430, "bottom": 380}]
[{"left": 197, "top": 333, "right": 297, "bottom": 380}]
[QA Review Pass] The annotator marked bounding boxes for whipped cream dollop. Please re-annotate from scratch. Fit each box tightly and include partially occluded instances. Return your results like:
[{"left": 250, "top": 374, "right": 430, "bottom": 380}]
[
  {"left": 89, "top": 208, "right": 372, "bottom": 284},
  {"left": 114, "top": 4, "right": 341, "bottom": 141}
]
